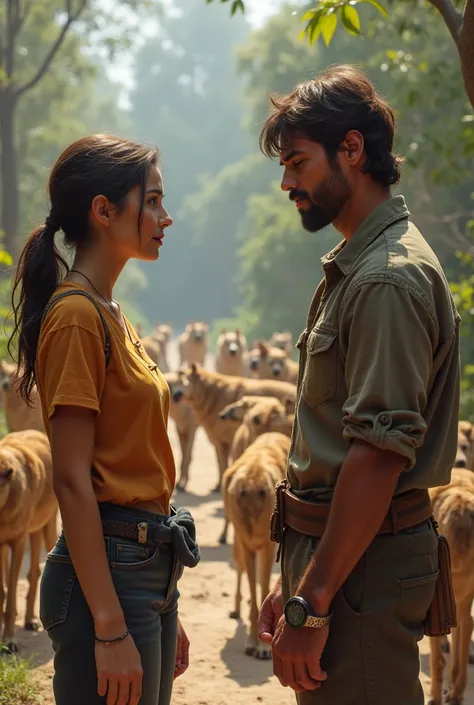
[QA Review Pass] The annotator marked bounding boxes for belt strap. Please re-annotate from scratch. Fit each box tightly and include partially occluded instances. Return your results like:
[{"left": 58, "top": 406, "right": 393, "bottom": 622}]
[
  {"left": 280, "top": 487, "right": 432, "bottom": 540},
  {"left": 102, "top": 519, "right": 153, "bottom": 544}
]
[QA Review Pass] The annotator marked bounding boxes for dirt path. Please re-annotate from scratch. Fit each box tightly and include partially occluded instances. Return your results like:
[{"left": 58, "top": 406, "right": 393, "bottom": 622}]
[{"left": 10, "top": 343, "right": 474, "bottom": 704}]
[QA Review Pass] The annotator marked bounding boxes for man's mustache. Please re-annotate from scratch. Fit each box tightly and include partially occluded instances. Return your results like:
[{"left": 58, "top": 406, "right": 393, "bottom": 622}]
[{"left": 289, "top": 189, "right": 310, "bottom": 202}]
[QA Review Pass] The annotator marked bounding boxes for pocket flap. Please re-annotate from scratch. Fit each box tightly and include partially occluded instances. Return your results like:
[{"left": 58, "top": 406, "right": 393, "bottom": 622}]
[
  {"left": 307, "top": 329, "right": 337, "bottom": 355},
  {"left": 295, "top": 330, "right": 307, "bottom": 349}
]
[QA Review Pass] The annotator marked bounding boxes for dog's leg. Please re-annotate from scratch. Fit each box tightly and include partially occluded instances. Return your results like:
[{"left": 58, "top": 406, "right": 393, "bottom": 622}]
[
  {"left": 428, "top": 635, "right": 445, "bottom": 705},
  {"left": 24, "top": 529, "right": 43, "bottom": 632},
  {"left": 229, "top": 538, "right": 244, "bottom": 620},
  {"left": 254, "top": 543, "right": 275, "bottom": 660},
  {"left": 449, "top": 595, "right": 474, "bottom": 705},
  {"left": 177, "top": 425, "right": 196, "bottom": 492},
  {"left": 212, "top": 443, "right": 228, "bottom": 493},
  {"left": 242, "top": 546, "right": 258, "bottom": 657},
  {"left": 0, "top": 544, "right": 7, "bottom": 639},
  {"left": 4, "top": 532, "right": 28, "bottom": 652}
]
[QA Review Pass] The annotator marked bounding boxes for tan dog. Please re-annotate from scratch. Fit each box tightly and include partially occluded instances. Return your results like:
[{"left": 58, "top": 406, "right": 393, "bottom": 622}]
[
  {"left": 428, "top": 468, "right": 474, "bottom": 705},
  {"left": 248, "top": 342, "right": 298, "bottom": 384},
  {"left": 458, "top": 420, "right": 474, "bottom": 470},
  {"left": 215, "top": 329, "right": 248, "bottom": 377},
  {"left": 0, "top": 430, "right": 58, "bottom": 652},
  {"left": 222, "top": 432, "right": 290, "bottom": 659},
  {"left": 0, "top": 360, "right": 45, "bottom": 432},
  {"left": 153, "top": 324, "right": 173, "bottom": 373},
  {"left": 164, "top": 371, "right": 198, "bottom": 492},
  {"left": 218, "top": 396, "right": 294, "bottom": 544},
  {"left": 270, "top": 331, "right": 293, "bottom": 356},
  {"left": 179, "top": 365, "right": 296, "bottom": 492},
  {"left": 178, "top": 321, "right": 208, "bottom": 367}
]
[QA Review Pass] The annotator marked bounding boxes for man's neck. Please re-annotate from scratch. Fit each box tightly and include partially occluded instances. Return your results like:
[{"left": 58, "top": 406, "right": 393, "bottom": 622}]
[{"left": 333, "top": 183, "right": 392, "bottom": 241}]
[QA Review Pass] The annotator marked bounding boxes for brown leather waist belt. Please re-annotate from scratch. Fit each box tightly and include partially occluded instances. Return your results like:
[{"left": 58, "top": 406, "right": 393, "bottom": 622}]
[
  {"left": 101, "top": 519, "right": 158, "bottom": 545},
  {"left": 270, "top": 482, "right": 432, "bottom": 545}
]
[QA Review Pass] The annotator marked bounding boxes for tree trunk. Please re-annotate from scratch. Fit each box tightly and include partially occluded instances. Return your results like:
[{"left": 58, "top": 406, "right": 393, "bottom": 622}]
[
  {"left": 459, "top": 0, "right": 474, "bottom": 111},
  {"left": 0, "top": 88, "right": 19, "bottom": 260}
]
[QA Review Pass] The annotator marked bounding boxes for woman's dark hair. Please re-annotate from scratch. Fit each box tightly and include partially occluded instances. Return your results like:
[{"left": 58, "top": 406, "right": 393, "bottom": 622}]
[
  {"left": 260, "top": 64, "right": 402, "bottom": 186},
  {"left": 9, "top": 133, "right": 159, "bottom": 402}
]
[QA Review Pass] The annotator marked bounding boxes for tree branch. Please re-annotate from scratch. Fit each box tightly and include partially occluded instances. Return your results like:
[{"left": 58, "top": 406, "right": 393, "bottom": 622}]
[
  {"left": 16, "top": 0, "right": 87, "bottom": 97},
  {"left": 425, "top": 0, "right": 463, "bottom": 41}
]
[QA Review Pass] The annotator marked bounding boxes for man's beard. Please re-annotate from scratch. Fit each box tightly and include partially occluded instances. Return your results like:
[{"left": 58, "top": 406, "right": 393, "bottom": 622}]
[{"left": 290, "top": 161, "right": 351, "bottom": 233}]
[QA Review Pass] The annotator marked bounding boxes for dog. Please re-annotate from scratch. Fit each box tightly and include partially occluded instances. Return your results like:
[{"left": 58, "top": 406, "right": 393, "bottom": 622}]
[
  {"left": 215, "top": 329, "right": 248, "bottom": 377},
  {"left": 248, "top": 342, "right": 298, "bottom": 384},
  {"left": 0, "top": 430, "right": 58, "bottom": 652},
  {"left": 164, "top": 372, "right": 198, "bottom": 492},
  {"left": 0, "top": 360, "right": 45, "bottom": 433},
  {"left": 222, "top": 432, "right": 290, "bottom": 660},
  {"left": 218, "top": 396, "right": 294, "bottom": 544},
  {"left": 153, "top": 324, "right": 173, "bottom": 373},
  {"left": 457, "top": 420, "right": 474, "bottom": 470},
  {"left": 428, "top": 468, "right": 474, "bottom": 705},
  {"left": 178, "top": 321, "right": 208, "bottom": 367},
  {"left": 270, "top": 331, "right": 293, "bottom": 357},
  {"left": 178, "top": 364, "right": 296, "bottom": 492},
  {"left": 140, "top": 335, "right": 161, "bottom": 366}
]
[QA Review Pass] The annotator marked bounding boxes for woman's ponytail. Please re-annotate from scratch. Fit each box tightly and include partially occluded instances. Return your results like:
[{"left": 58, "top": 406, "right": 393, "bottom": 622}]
[{"left": 9, "top": 218, "right": 68, "bottom": 403}]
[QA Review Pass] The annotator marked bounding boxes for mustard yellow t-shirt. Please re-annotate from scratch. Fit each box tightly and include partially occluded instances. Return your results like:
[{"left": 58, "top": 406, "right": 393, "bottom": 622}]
[{"left": 35, "top": 282, "right": 175, "bottom": 511}]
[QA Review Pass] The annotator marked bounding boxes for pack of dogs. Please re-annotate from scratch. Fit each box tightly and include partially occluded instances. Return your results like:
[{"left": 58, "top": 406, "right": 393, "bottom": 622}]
[{"left": 1, "top": 320, "right": 474, "bottom": 701}]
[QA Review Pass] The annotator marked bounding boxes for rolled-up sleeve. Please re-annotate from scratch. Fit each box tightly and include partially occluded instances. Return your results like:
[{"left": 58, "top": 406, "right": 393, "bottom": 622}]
[{"left": 341, "top": 281, "right": 436, "bottom": 470}]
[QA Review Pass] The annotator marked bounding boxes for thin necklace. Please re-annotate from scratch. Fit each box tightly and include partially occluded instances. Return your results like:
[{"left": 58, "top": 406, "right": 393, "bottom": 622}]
[{"left": 69, "top": 269, "right": 138, "bottom": 349}]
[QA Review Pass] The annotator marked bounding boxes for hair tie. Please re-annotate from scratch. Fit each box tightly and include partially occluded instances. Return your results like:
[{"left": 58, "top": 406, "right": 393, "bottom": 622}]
[{"left": 44, "top": 215, "right": 60, "bottom": 234}]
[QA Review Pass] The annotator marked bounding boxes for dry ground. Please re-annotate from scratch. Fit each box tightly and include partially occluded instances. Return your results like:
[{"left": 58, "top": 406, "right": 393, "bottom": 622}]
[{"left": 7, "top": 342, "right": 474, "bottom": 704}]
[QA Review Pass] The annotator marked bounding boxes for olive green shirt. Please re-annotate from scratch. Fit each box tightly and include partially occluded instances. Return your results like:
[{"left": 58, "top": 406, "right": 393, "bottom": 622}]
[{"left": 288, "top": 195, "right": 461, "bottom": 501}]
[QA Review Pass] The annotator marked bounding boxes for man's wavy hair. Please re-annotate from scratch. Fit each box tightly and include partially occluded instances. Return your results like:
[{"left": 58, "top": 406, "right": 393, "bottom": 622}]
[{"left": 260, "top": 64, "right": 403, "bottom": 187}]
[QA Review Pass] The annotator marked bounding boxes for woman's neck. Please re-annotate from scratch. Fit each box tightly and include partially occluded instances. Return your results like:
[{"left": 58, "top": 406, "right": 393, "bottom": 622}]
[{"left": 69, "top": 247, "right": 127, "bottom": 301}]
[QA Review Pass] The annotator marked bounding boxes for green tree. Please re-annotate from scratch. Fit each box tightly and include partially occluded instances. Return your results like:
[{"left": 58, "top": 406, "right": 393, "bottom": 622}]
[
  {"left": 0, "top": 0, "right": 160, "bottom": 258},
  {"left": 208, "top": 0, "right": 474, "bottom": 111}
]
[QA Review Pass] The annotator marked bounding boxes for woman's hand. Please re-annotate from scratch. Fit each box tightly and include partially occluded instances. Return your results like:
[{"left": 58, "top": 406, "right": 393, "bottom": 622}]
[
  {"left": 174, "top": 617, "right": 190, "bottom": 679},
  {"left": 95, "top": 633, "right": 143, "bottom": 705}
]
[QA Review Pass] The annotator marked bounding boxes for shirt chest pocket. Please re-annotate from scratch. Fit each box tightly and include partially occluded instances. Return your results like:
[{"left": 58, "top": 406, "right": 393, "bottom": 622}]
[{"left": 301, "top": 328, "right": 338, "bottom": 407}]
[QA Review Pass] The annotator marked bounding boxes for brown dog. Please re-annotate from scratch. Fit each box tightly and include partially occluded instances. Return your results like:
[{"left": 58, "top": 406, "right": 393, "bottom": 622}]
[
  {"left": 215, "top": 329, "right": 248, "bottom": 377},
  {"left": 270, "top": 331, "right": 293, "bottom": 356},
  {"left": 218, "top": 396, "right": 294, "bottom": 544},
  {"left": 0, "top": 360, "right": 45, "bottom": 433},
  {"left": 164, "top": 371, "right": 198, "bottom": 492},
  {"left": 222, "top": 432, "right": 290, "bottom": 659},
  {"left": 248, "top": 342, "right": 298, "bottom": 384},
  {"left": 0, "top": 430, "right": 58, "bottom": 652},
  {"left": 428, "top": 468, "right": 474, "bottom": 705},
  {"left": 179, "top": 364, "right": 296, "bottom": 492},
  {"left": 178, "top": 321, "right": 208, "bottom": 366}
]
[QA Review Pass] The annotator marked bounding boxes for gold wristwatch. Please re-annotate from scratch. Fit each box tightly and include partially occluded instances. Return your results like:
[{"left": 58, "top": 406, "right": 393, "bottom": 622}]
[{"left": 284, "top": 596, "right": 332, "bottom": 629}]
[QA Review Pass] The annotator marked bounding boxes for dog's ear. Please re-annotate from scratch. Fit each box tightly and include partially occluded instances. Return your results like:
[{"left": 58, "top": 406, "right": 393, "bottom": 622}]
[
  {"left": 252, "top": 414, "right": 261, "bottom": 426},
  {"left": 258, "top": 341, "right": 269, "bottom": 358},
  {"left": 235, "top": 328, "right": 240, "bottom": 337},
  {"left": 190, "top": 362, "right": 199, "bottom": 376},
  {"left": 221, "top": 328, "right": 227, "bottom": 334}
]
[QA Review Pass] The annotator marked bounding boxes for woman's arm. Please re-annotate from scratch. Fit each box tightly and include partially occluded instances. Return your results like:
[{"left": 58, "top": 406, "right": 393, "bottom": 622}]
[{"left": 51, "top": 405, "right": 143, "bottom": 705}]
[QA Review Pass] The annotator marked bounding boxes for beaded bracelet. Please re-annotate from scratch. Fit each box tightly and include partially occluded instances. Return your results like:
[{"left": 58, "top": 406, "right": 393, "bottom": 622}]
[{"left": 94, "top": 630, "right": 130, "bottom": 645}]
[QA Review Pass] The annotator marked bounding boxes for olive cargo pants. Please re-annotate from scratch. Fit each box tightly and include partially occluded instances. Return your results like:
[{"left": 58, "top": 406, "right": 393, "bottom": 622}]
[{"left": 281, "top": 519, "right": 438, "bottom": 705}]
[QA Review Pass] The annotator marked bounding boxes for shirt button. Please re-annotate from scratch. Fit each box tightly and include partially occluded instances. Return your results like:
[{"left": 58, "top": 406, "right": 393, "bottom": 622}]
[{"left": 380, "top": 413, "right": 390, "bottom": 425}]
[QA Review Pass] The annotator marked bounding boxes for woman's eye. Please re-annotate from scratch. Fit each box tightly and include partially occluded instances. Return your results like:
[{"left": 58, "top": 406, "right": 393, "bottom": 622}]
[
  {"left": 149, "top": 197, "right": 158, "bottom": 206},
  {"left": 293, "top": 160, "right": 303, "bottom": 167}
]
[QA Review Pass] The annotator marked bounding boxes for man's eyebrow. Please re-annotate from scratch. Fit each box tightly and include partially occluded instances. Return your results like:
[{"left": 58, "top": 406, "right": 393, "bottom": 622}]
[{"left": 279, "top": 149, "right": 304, "bottom": 166}]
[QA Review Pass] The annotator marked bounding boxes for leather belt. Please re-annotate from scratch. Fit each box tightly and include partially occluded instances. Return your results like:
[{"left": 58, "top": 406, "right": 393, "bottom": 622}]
[
  {"left": 101, "top": 519, "right": 154, "bottom": 545},
  {"left": 270, "top": 481, "right": 432, "bottom": 548}
]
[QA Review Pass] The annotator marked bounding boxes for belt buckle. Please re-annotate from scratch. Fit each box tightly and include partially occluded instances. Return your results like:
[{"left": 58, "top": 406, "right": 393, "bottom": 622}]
[{"left": 137, "top": 522, "right": 148, "bottom": 544}]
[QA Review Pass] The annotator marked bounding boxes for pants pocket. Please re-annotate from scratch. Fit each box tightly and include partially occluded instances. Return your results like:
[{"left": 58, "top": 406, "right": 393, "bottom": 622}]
[
  {"left": 397, "top": 570, "right": 439, "bottom": 635},
  {"left": 40, "top": 557, "right": 76, "bottom": 631}
]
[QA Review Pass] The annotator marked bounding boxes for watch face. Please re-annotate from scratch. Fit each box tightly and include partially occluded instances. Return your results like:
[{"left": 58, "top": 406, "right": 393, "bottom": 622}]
[{"left": 285, "top": 598, "right": 307, "bottom": 628}]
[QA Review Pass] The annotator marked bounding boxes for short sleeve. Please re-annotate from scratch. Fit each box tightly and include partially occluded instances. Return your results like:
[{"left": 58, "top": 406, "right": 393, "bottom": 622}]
[
  {"left": 36, "top": 325, "right": 107, "bottom": 418},
  {"left": 341, "top": 282, "right": 436, "bottom": 470}
]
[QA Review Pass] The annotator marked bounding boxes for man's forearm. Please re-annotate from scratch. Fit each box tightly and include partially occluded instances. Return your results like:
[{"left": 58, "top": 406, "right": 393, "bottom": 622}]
[{"left": 296, "top": 439, "right": 405, "bottom": 615}]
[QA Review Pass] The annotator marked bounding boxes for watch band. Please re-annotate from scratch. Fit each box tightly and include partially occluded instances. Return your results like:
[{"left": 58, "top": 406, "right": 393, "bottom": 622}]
[{"left": 304, "top": 613, "right": 332, "bottom": 628}]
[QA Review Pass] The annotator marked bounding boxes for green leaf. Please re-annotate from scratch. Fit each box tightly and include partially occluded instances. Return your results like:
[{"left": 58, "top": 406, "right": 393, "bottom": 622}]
[
  {"left": 358, "top": 0, "right": 389, "bottom": 18},
  {"left": 306, "top": 10, "right": 323, "bottom": 44},
  {"left": 231, "top": 0, "right": 245, "bottom": 15},
  {"left": 301, "top": 9, "right": 318, "bottom": 23},
  {"left": 340, "top": 5, "right": 361, "bottom": 35},
  {"left": 320, "top": 12, "right": 338, "bottom": 46}
]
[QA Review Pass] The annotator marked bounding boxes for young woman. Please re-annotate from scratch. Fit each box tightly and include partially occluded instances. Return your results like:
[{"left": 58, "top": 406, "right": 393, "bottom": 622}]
[{"left": 10, "top": 134, "right": 200, "bottom": 705}]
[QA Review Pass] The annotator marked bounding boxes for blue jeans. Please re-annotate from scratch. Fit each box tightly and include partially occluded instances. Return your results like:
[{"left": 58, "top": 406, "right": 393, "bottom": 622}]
[{"left": 40, "top": 504, "right": 184, "bottom": 705}]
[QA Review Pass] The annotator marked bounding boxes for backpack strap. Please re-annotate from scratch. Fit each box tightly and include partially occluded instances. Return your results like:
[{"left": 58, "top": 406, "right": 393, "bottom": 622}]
[{"left": 42, "top": 289, "right": 111, "bottom": 368}]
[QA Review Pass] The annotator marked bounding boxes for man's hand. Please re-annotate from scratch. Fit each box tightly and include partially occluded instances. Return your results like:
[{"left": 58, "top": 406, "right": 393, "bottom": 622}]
[
  {"left": 258, "top": 581, "right": 283, "bottom": 645},
  {"left": 272, "top": 617, "right": 328, "bottom": 693},
  {"left": 174, "top": 618, "right": 190, "bottom": 679}
]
